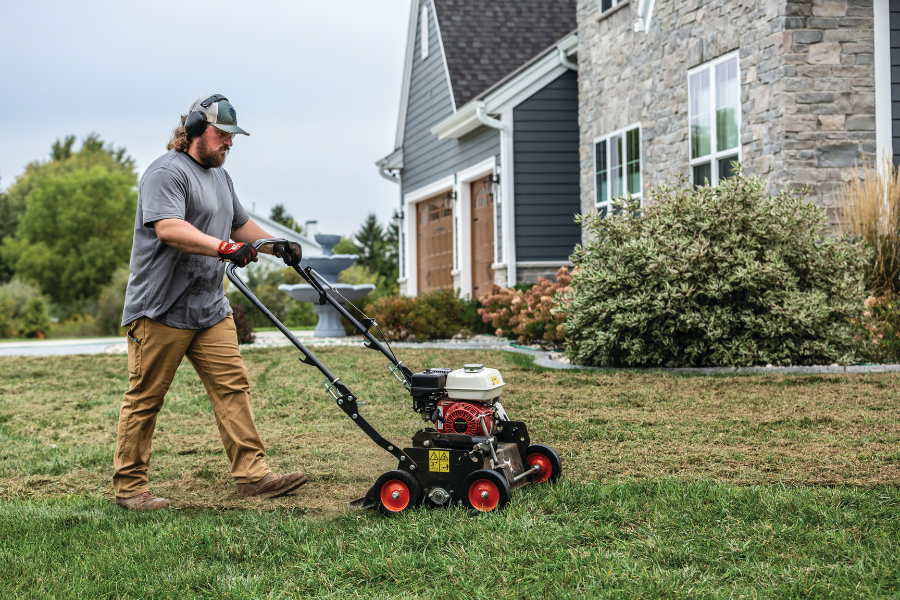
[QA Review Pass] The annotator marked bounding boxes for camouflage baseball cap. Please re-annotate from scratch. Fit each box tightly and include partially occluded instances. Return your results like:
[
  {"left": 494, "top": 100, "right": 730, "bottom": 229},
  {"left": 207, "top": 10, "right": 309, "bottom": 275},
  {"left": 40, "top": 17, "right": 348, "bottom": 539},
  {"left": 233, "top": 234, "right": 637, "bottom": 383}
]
[{"left": 188, "top": 94, "right": 249, "bottom": 136}]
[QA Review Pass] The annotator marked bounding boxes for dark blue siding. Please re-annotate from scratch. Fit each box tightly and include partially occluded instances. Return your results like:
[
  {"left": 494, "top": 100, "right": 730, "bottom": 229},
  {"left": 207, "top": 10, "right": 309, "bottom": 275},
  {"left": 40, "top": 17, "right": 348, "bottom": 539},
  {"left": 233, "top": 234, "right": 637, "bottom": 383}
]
[
  {"left": 401, "top": 0, "right": 500, "bottom": 196},
  {"left": 512, "top": 69, "right": 581, "bottom": 262}
]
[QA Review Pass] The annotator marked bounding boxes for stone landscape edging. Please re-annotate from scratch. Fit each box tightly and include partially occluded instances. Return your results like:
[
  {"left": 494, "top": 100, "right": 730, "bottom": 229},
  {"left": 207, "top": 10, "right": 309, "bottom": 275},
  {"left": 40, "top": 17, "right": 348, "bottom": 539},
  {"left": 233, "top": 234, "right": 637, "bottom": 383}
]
[{"left": 384, "top": 341, "right": 900, "bottom": 375}]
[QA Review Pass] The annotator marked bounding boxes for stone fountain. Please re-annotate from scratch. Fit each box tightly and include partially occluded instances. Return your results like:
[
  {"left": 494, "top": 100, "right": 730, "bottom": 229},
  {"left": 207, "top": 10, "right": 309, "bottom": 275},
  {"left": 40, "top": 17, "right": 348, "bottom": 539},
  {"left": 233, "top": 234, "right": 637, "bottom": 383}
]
[{"left": 278, "top": 234, "right": 375, "bottom": 337}]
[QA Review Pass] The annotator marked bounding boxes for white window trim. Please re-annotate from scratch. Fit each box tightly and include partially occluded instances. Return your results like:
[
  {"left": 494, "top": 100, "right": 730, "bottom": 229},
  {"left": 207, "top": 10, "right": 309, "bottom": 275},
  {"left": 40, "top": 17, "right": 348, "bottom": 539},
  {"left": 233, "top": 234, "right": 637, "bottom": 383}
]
[
  {"left": 593, "top": 122, "right": 642, "bottom": 214},
  {"left": 687, "top": 50, "right": 742, "bottom": 186},
  {"left": 874, "top": 0, "right": 892, "bottom": 170},
  {"left": 598, "top": 0, "right": 627, "bottom": 16},
  {"left": 420, "top": 5, "right": 429, "bottom": 60}
]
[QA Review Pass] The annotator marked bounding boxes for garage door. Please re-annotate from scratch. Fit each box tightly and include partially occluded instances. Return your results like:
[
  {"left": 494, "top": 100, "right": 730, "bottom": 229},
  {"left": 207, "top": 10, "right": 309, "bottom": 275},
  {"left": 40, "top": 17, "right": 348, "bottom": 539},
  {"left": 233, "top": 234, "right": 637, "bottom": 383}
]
[
  {"left": 417, "top": 194, "right": 454, "bottom": 294},
  {"left": 470, "top": 177, "right": 495, "bottom": 299}
]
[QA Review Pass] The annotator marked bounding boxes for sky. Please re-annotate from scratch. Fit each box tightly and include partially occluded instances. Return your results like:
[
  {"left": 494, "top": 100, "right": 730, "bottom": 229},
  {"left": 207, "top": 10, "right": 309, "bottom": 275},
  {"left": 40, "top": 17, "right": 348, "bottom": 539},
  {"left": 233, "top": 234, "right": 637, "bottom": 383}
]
[{"left": 0, "top": 0, "right": 410, "bottom": 238}]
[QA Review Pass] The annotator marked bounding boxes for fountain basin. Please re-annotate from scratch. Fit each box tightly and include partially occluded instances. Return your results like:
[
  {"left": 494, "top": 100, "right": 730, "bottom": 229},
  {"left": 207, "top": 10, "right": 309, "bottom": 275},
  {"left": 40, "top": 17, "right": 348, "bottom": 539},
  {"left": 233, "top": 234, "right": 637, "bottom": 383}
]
[{"left": 280, "top": 283, "right": 376, "bottom": 337}]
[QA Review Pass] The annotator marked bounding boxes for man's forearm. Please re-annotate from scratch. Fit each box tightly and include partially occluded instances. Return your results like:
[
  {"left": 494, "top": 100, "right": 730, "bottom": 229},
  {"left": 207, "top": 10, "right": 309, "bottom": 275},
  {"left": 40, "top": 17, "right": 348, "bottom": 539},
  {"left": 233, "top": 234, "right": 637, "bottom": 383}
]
[{"left": 153, "top": 219, "right": 222, "bottom": 257}]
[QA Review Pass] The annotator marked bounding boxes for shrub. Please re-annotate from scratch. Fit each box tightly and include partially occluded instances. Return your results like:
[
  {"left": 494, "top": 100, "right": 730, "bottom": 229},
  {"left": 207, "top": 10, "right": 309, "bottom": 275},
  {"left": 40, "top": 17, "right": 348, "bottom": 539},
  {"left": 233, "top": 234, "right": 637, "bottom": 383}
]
[
  {"left": 365, "top": 288, "right": 479, "bottom": 341},
  {"left": 478, "top": 268, "right": 572, "bottom": 347},
  {"left": 565, "top": 173, "right": 870, "bottom": 368},
  {"left": 838, "top": 154, "right": 900, "bottom": 295},
  {"left": 231, "top": 305, "right": 255, "bottom": 344},
  {"left": 51, "top": 314, "right": 105, "bottom": 339},
  {"left": 855, "top": 294, "right": 900, "bottom": 362},
  {"left": 227, "top": 265, "right": 301, "bottom": 329},
  {"left": 0, "top": 277, "right": 51, "bottom": 338},
  {"left": 94, "top": 265, "right": 129, "bottom": 335},
  {"left": 19, "top": 297, "right": 51, "bottom": 338},
  {"left": 0, "top": 293, "right": 13, "bottom": 338}
]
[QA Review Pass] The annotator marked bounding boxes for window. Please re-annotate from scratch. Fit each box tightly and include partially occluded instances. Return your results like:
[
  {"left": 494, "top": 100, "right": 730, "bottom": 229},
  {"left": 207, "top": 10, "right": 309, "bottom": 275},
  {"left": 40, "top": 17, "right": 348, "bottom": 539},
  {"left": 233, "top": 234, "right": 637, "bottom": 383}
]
[
  {"left": 594, "top": 125, "right": 641, "bottom": 217},
  {"left": 420, "top": 5, "right": 429, "bottom": 60},
  {"left": 689, "top": 52, "right": 740, "bottom": 186},
  {"left": 600, "top": 0, "right": 625, "bottom": 12}
]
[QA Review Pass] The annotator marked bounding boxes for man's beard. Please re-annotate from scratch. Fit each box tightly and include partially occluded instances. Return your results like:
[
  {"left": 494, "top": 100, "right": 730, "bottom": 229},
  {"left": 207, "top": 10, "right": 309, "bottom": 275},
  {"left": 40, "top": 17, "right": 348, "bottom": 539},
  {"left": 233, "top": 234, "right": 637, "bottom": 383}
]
[{"left": 197, "top": 134, "right": 229, "bottom": 168}]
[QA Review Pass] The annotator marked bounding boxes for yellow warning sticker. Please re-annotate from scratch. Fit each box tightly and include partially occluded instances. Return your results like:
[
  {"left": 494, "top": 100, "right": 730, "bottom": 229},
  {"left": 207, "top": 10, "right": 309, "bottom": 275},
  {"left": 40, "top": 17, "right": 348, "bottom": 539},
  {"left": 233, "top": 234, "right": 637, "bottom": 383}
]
[
  {"left": 429, "top": 450, "right": 450, "bottom": 472},
  {"left": 490, "top": 375, "right": 500, "bottom": 386}
]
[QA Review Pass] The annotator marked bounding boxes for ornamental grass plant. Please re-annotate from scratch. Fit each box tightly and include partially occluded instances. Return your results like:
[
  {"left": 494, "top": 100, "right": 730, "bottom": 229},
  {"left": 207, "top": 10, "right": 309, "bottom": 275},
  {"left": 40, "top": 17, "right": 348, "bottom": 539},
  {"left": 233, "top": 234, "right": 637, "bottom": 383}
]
[
  {"left": 837, "top": 153, "right": 900, "bottom": 295},
  {"left": 564, "top": 172, "right": 870, "bottom": 368}
]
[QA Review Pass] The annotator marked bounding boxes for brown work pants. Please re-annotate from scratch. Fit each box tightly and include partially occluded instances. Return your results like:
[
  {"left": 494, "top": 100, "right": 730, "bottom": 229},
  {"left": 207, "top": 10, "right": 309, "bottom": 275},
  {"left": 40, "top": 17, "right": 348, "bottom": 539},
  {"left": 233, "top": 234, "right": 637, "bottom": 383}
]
[{"left": 112, "top": 315, "right": 270, "bottom": 497}]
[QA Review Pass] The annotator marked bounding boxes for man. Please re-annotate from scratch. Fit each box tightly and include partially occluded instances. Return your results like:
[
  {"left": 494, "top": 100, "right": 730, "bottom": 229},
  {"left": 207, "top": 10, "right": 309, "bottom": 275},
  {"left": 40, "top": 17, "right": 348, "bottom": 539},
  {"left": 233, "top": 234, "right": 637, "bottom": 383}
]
[{"left": 113, "top": 94, "right": 304, "bottom": 510}]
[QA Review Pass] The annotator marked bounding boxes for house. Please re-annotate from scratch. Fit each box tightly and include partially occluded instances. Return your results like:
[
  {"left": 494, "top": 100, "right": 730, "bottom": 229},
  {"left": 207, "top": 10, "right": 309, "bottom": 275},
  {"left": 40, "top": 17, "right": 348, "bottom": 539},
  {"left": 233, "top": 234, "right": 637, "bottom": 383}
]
[
  {"left": 377, "top": 0, "right": 581, "bottom": 298},
  {"left": 575, "top": 0, "right": 892, "bottom": 229}
]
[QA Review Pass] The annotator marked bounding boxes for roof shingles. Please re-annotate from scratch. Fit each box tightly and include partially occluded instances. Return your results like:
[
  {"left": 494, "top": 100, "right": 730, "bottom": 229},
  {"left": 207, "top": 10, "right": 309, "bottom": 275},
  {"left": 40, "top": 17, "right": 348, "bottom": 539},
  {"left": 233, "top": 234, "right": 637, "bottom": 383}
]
[{"left": 433, "top": 0, "right": 577, "bottom": 108}]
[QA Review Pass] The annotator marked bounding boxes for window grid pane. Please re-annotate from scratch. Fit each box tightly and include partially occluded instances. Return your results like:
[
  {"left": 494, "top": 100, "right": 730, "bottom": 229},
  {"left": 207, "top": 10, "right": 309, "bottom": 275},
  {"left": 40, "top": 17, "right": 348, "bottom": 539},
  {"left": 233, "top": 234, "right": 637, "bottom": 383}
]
[
  {"left": 693, "top": 162, "right": 712, "bottom": 187},
  {"left": 690, "top": 70, "right": 711, "bottom": 160},
  {"left": 718, "top": 155, "right": 738, "bottom": 180},
  {"left": 715, "top": 57, "right": 739, "bottom": 152},
  {"left": 626, "top": 128, "right": 641, "bottom": 195},
  {"left": 610, "top": 134, "right": 623, "bottom": 198},
  {"left": 595, "top": 140, "right": 608, "bottom": 204}
]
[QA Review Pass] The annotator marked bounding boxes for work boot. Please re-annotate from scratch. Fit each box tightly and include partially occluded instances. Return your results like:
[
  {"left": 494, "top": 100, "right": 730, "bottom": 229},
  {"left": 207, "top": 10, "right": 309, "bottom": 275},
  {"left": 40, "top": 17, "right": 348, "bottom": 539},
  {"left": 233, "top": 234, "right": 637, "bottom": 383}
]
[
  {"left": 115, "top": 491, "right": 171, "bottom": 511},
  {"left": 236, "top": 471, "right": 307, "bottom": 499}
]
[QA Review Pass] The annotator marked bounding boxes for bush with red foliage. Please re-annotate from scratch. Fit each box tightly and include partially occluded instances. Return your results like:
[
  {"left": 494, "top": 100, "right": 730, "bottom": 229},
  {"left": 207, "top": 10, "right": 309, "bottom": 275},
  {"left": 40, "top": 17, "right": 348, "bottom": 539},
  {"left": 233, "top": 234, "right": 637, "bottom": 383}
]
[{"left": 477, "top": 267, "right": 572, "bottom": 347}]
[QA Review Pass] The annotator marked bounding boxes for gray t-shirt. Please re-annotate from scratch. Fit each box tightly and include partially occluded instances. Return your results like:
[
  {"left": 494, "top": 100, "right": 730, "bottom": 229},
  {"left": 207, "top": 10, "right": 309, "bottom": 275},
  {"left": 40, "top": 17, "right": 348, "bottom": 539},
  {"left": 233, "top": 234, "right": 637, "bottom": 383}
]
[{"left": 121, "top": 150, "right": 249, "bottom": 329}]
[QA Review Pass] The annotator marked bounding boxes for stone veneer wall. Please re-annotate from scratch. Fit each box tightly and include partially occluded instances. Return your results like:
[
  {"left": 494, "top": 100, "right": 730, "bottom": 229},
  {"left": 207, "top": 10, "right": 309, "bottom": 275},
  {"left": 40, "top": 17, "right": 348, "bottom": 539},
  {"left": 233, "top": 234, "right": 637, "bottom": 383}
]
[{"left": 576, "top": 0, "right": 876, "bottom": 237}]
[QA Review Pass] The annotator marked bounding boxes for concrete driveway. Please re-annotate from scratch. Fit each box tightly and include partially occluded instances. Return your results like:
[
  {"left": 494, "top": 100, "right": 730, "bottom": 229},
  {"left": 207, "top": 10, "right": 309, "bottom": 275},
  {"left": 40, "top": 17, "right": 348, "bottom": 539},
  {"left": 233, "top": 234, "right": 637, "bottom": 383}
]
[{"left": 0, "top": 330, "right": 316, "bottom": 357}]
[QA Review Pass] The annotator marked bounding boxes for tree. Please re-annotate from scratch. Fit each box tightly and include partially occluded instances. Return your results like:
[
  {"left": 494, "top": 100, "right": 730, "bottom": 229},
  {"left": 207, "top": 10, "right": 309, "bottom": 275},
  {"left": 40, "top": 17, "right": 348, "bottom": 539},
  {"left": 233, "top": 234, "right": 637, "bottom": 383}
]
[
  {"left": 0, "top": 135, "right": 138, "bottom": 306},
  {"left": 270, "top": 204, "right": 304, "bottom": 234},
  {"left": 0, "top": 178, "right": 19, "bottom": 283},
  {"left": 349, "top": 213, "right": 399, "bottom": 299},
  {"left": 354, "top": 213, "right": 384, "bottom": 272}
]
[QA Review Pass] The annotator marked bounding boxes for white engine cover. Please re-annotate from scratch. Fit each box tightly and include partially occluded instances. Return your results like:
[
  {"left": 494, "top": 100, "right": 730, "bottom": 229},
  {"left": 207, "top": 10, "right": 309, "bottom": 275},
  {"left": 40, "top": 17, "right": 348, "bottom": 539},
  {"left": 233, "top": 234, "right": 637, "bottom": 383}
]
[{"left": 445, "top": 364, "right": 505, "bottom": 401}]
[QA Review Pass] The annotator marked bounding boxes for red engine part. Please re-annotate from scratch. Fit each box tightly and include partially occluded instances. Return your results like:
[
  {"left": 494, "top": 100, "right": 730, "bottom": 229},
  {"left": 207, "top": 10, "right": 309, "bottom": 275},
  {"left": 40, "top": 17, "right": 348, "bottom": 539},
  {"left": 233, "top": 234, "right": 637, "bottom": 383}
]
[{"left": 437, "top": 400, "right": 494, "bottom": 436}]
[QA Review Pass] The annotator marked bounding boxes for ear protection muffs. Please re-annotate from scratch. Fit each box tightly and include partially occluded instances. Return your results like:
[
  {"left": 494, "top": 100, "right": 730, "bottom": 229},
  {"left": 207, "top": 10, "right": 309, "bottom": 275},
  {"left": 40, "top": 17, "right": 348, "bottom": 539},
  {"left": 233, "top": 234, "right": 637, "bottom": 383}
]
[{"left": 184, "top": 94, "right": 228, "bottom": 137}]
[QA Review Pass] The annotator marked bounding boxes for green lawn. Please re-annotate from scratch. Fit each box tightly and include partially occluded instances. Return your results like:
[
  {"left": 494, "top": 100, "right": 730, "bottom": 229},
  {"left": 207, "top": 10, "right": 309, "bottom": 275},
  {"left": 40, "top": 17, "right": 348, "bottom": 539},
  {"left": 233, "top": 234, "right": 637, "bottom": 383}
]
[{"left": 0, "top": 347, "right": 898, "bottom": 598}]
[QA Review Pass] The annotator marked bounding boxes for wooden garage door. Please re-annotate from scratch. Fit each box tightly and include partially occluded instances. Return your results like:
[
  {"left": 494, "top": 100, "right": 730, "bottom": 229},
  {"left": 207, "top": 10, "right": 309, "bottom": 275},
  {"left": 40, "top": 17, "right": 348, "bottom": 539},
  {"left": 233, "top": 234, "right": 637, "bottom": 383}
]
[
  {"left": 417, "top": 194, "right": 453, "bottom": 293},
  {"left": 471, "top": 177, "right": 494, "bottom": 299}
]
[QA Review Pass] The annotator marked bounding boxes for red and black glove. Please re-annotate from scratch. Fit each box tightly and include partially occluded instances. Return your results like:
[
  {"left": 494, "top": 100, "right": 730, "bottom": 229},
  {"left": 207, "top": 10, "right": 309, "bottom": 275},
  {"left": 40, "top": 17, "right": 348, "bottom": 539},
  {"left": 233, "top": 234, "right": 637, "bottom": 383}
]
[
  {"left": 273, "top": 241, "right": 303, "bottom": 266},
  {"left": 217, "top": 241, "right": 257, "bottom": 266}
]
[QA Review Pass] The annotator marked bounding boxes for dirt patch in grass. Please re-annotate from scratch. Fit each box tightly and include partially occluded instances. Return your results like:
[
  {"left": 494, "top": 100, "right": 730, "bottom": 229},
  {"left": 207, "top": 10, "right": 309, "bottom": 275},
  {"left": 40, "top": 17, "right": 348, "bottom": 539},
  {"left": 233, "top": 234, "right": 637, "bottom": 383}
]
[{"left": 0, "top": 347, "right": 897, "bottom": 512}]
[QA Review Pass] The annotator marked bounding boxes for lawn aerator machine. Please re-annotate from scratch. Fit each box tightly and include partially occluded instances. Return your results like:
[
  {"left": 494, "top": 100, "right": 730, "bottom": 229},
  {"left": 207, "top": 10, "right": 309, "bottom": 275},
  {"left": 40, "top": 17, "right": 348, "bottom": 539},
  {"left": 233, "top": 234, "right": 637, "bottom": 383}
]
[{"left": 228, "top": 239, "right": 562, "bottom": 515}]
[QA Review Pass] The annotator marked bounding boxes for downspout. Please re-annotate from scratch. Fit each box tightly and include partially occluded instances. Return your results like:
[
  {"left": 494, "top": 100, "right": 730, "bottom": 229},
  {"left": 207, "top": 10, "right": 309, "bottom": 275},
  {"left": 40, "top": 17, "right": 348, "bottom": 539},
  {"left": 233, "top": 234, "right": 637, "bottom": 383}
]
[
  {"left": 378, "top": 165, "right": 401, "bottom": 184},
  {"left": 476, "top": 102, "right": 515, "bottom": 287},
  {"left": 558, "top": 47, "right": 578, "bottom": 71},
  {"left": 476, "top": 102, "right": 510, "bottom": 133}
]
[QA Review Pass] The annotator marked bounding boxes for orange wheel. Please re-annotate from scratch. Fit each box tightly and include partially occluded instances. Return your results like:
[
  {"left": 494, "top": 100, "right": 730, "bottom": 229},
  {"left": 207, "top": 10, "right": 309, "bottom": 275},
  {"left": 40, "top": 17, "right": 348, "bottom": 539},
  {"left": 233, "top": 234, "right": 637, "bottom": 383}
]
[
  {"left": 468, "top": 479, "right": 500, "bottom": 511},
  {"left": 462, "top": 469, "right": 510, "bottom": 512},
  {"left": 525, "top": 444, "right": 562, "bottom": 484},
  {"left": 380, "top": 479, "right": 410, "bottom": 512},
  {"left": 527, "top": 453, "right": 553, "bottom": 484},
  {"left": 373, "top": 470, "right": 421, "bottom": 516}
]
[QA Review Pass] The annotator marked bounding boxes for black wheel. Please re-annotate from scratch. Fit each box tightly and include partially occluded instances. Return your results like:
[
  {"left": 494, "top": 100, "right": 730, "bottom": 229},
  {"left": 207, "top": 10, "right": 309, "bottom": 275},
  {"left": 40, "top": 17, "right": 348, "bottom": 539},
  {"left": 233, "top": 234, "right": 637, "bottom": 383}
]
[
  {"left": 526, "top": 444, "right": 562, "bottom": 484},
  {"left": 461, "top": 469, "right": 511, "bottom": 512},
  {"left": 373, "top": 470, "right": 422, "bottom": 517}
]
